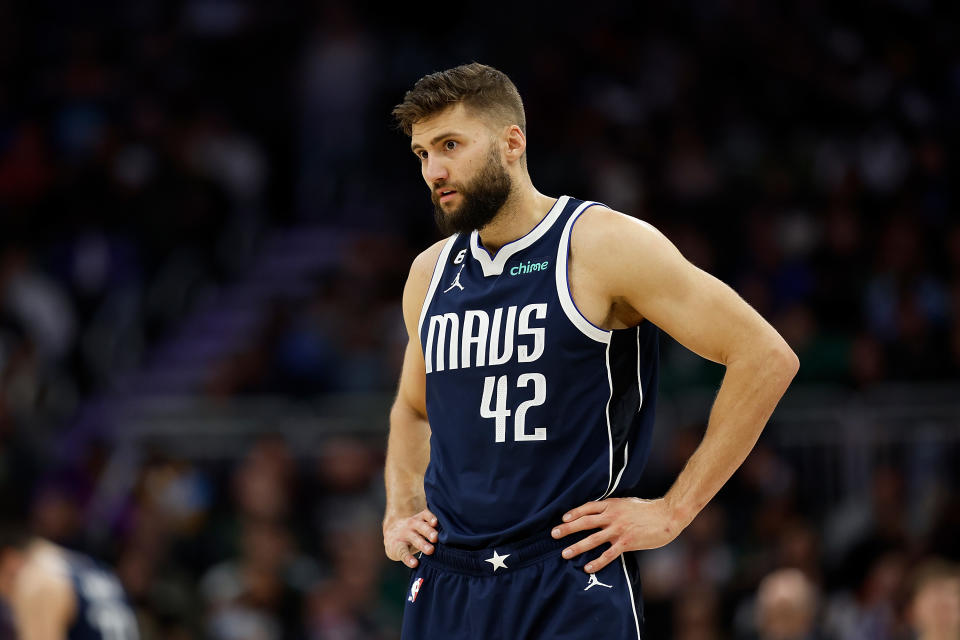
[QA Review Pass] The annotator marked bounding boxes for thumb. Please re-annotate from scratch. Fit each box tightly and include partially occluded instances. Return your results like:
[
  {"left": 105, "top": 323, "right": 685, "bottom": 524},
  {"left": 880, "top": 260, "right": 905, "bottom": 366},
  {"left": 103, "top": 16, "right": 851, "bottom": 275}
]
[{"left": 396, "top": 543, "right": 418, "bottom": 568}]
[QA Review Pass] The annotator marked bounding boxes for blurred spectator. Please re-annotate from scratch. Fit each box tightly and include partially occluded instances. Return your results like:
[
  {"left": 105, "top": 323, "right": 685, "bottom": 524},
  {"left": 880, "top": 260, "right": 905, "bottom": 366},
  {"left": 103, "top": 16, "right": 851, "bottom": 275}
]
[
  {"left": 907, "top": 559, "right": 960, "bottom": 640},
  {"left": 674, "top": 585, "right": 722, "bottom": 640},
  {"left": 752, "top": 568, "right": 824, "bottom": 640},
  {"left": 823, "top": 551, "right": 909, "bottom": 640},
  {"left": 200, "top": 518, "right": 318, "bottom": 640},
  {"left": 306, "top": 518, "right": 392, "bottom": 640},
  {"left": 825, "top": 465, "right": 908, "bottom": 582},
  {"left": 233, "top": 436, "right": 296, "bottom": 522},
  {"left": 0, "top": 249, "right": 75, "bottom": 363},
  {"left": 297, "top": 3, "right": 377, "bottom": 221}
]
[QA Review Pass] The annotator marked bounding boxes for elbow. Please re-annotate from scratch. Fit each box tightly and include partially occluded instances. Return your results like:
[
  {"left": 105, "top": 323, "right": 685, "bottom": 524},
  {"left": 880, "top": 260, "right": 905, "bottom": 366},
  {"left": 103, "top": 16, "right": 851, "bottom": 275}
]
[
  {"left": 770, "top": 339, "right": 800, "bottom": 382},
  {"left": 390, "top": 395, "right": 428, "bottom": 426}
]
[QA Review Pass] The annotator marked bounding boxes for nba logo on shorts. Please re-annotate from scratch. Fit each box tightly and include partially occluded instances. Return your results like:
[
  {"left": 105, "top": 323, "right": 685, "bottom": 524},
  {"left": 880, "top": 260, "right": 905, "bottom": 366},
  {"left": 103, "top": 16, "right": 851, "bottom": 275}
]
[{"left": 408, "top": 577, "right": 424, "bottom": 603}]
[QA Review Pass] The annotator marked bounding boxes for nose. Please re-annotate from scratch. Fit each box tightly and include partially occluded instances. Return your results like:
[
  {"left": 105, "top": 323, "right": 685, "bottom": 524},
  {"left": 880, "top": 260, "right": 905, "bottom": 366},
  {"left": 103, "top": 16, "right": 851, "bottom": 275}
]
[{"left": 423, "top": 156, "right": 449, "bottom": 185}]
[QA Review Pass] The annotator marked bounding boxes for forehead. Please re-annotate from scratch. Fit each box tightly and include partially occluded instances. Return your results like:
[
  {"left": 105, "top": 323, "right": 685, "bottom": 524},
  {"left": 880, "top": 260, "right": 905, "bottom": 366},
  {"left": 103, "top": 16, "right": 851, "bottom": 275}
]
[{"left": 410, "top": 103, "right": 490, "bottom": 145}]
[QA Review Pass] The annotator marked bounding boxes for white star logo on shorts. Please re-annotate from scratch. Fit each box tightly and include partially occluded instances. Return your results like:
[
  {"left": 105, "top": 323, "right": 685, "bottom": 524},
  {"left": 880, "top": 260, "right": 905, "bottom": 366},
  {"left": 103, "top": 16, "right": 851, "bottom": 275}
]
[{"left": 484, "top": 550, "right": 510, "bottom": 572}]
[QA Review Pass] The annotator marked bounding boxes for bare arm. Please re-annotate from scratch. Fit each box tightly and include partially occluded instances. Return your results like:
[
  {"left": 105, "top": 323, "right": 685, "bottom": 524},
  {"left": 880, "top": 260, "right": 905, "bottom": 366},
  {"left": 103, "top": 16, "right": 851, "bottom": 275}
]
[
  {"left": 553, "top": 208, "right": 799, "bottom": 572},
  {"left": 12, "top": 561, "right": 75, "bottom": 640},
  {"left": 382, "top": 241, "right": 445, "bottom": 568}
]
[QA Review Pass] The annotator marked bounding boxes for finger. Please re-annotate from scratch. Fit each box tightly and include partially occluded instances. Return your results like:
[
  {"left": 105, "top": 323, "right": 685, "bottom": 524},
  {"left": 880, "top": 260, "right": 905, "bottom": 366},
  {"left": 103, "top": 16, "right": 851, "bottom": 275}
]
[
  {"left": 405, "top": 530, "right": 435, "bottom": 555},
  {"left": 413, "top": 519, "right": 438, "bottom": 544},
  {"left": 418, "top": 509, "right": 439, "bottom": 527},
  {"left": 394, "top": 542, "right": 419, "bottom": 568},
  {"left": 552, "top": 514, "right": 605, "bottom": 539},
  {"left": 561, "top": 529, "right": 612, "bottom": 560},
  {"left": 584, "top": 542, "right": 622, "bottom": 574},
  {"left": 400, "top": 549, "right": 419, "bottom": 568},
  {"left": 561, "top": 501, "right": 607, "bottom": 523}
]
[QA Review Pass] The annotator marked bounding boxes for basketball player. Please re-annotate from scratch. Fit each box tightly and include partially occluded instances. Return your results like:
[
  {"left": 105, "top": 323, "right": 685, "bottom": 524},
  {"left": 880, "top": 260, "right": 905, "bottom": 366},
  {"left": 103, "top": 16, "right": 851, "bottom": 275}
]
[
  {"left": 383, "top": 63, "right": 798, "bottom": 638},
  {"left": 0, "top": 528, "right": 139, "bottom": 640}
]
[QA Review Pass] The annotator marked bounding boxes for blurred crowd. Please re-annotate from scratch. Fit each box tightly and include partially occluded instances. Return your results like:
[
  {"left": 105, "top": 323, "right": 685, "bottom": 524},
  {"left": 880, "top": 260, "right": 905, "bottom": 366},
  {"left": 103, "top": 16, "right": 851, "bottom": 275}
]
[{"left": 1, "top": 0, "right": 960, "bottom": 638}]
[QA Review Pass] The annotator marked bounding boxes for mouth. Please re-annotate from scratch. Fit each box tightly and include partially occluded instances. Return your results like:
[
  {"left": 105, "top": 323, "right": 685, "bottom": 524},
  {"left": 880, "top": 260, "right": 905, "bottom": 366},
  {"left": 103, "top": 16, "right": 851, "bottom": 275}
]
[{"left": 437, "top": 189, "right": 458, "bottom": 203}]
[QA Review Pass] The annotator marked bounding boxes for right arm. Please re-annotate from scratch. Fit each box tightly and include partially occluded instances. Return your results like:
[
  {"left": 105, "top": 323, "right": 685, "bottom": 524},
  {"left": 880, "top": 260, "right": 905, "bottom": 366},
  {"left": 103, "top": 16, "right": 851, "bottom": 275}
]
[{"left": 382, "top": 241, "right": 445, "bottom": 568}]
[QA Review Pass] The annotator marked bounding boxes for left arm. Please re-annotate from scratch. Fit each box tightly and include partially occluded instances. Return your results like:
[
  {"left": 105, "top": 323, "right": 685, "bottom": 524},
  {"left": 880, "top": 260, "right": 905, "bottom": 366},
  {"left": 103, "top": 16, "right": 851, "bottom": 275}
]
[{"left": 551, "top": 208, "right": 799, "bottom": 573}]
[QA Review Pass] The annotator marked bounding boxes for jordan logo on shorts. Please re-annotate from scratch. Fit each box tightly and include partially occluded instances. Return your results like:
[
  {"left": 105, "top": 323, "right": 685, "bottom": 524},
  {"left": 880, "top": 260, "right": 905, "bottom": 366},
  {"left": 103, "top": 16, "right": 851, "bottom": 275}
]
[
  {"left": 443, "top": 264, "right": 465, "bottom": 293},
  {"left": 584, "top": 574, "right": 613, "bottom": 591}
]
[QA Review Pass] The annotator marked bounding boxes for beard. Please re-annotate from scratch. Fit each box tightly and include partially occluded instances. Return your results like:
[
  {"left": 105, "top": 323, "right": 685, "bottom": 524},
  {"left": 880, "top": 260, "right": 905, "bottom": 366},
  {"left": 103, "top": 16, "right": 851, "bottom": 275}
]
[{"left": 431, "top": 147, "right": 513, "bottom": 236}]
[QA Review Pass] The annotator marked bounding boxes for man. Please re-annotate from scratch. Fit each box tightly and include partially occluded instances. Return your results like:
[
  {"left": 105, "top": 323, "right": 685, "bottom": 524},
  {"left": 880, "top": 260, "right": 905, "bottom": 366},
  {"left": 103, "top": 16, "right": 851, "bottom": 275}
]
[
  {"left": 383, "top": 62, "right": 798, "bottom": 638},
  {"left": 0, "top": 527, "right": 139, "bottom": 640},
  {"left": 754, "top": 568, "right": 823, "bottom": 640},
  {"left": 908, "top": 559, "right": 960, "bottom": 640}
]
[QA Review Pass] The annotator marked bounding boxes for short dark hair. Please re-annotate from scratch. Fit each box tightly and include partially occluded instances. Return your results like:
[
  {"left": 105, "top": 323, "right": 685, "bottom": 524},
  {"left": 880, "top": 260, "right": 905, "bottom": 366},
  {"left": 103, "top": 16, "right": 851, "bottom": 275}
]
[
  {"left": 0, "top": 523, "right": 31, "bottom": 552},
  {"left": 909, "top": 558, "right": 960, "bottom": 599},
  {"left": 393, "top": 62, "right": 526, "bottom": 137}
]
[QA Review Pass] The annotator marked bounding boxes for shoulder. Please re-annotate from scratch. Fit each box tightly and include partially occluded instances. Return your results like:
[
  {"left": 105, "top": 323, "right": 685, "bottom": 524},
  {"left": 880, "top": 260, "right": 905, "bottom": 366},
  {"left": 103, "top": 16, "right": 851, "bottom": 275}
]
[
  {"left": 401, "top": 236, "right": 455, "bottom": 329},
  {"left": 571, "top": 204, "right": 665, "bottom": 253},
  {"left": 13, "top": 548, "right": 75, "bottom": 622},
  {"left": 567, "top": 204, "right": 701, "bottom": 327},
  {"left": 570, "top": 205, "right": 674, "bottom": 283},
  {"left": 408, "top": 237, "right": 452, "bottom": 289}
]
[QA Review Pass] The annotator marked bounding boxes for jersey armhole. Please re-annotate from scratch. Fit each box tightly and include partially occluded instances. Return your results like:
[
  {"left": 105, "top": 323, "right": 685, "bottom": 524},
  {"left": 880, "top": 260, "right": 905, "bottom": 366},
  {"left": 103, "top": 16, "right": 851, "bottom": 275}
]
[
  {"left": 417, "top": 235, "right": 459, "bottom": 339},
  {"left": 555, "top": 202, "right": 612, "bottom": 344}
]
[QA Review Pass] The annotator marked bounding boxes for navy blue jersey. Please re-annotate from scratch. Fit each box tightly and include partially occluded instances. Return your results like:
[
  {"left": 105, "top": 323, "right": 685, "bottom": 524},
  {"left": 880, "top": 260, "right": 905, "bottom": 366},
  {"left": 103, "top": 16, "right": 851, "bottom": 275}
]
[
  {"left": 418, "top": 195, "right": 659, "bottom": 548},
  {"left": 63, "top": 551, "right": 139, "bottom": 640}
]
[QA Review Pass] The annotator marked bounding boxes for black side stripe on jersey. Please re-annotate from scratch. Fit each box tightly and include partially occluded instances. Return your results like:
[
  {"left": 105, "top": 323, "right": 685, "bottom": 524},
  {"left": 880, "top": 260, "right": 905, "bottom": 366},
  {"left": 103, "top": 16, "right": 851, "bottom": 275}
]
[{"left": 600, "top": 325, "right": 643, "bottom": 499}]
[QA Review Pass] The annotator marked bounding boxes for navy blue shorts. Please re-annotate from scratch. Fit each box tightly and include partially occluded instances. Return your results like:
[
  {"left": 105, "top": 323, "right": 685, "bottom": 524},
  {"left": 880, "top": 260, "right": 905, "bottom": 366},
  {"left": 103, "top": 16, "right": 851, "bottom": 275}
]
[{"left": 401, "top": 530, "right": 644, "bottom": 639}]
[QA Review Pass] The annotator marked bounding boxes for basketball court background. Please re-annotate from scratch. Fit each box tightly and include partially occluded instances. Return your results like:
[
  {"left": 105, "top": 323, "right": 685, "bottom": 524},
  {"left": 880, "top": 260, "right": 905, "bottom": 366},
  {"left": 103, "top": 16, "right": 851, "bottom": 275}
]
[{"left": 0, "top": 1, "right": 957, "bottom": 638}]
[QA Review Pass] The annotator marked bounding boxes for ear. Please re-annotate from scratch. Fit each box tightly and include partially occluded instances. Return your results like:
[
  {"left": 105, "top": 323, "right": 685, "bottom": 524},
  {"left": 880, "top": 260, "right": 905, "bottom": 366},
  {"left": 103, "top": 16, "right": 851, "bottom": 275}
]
[{"left": 503, "top": 124, "right": 526, "bottom": 165}]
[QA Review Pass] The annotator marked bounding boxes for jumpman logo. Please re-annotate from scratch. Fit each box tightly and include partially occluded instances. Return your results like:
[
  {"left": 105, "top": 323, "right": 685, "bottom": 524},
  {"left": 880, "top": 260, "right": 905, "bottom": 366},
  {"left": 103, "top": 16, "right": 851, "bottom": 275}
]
[
  {"left": 584, "top": 574, "right": 613, "bottom": 591},
  {"left": 443, "top": 264, "right": 465, "bottom": 293}
]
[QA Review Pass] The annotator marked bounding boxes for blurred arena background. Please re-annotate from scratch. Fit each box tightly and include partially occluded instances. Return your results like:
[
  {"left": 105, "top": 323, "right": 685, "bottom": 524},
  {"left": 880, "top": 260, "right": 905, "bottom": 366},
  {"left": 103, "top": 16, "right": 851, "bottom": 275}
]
[{"left": 1, "top": 0, "right": 959, "bottom": 638}]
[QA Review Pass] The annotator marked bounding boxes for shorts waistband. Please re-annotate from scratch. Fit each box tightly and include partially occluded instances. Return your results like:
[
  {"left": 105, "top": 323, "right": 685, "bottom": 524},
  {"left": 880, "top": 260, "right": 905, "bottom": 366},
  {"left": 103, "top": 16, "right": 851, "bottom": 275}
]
[{"left": 423, "top": 529, "right": 588, "bottom": 577}]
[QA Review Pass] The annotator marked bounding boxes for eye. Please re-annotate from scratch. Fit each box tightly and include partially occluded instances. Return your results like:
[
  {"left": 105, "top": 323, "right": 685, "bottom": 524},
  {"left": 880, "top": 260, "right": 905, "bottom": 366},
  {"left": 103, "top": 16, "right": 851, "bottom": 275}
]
[
  {"left": 444, "top": 140, "right": 457, "bottom": 151},
  {"left": 416, "top": 150, "right": 428, "bottom": 160}
]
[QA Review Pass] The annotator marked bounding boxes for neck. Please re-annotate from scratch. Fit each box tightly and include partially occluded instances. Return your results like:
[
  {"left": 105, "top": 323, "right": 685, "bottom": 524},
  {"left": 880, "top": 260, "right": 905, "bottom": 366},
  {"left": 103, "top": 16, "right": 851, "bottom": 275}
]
[{"left": 475, "top": 180, "right": 556, "bottom": 253}]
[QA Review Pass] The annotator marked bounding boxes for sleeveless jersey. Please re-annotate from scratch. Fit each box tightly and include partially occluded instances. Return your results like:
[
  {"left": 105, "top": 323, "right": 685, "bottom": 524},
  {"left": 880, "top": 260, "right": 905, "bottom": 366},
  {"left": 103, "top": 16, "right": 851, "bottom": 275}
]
[
  {"left": 63, "top": 551, "right": 139, "bottom": 640},
  {"left": 418, "top": 195, "right": 659, "bottom": 548}
]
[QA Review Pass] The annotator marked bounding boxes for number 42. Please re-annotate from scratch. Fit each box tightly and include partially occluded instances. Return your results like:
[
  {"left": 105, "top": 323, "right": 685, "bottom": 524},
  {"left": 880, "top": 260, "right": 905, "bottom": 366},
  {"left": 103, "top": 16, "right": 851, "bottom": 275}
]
[{"left": 480, "top": 373, "right": 547, "bottom": 442}]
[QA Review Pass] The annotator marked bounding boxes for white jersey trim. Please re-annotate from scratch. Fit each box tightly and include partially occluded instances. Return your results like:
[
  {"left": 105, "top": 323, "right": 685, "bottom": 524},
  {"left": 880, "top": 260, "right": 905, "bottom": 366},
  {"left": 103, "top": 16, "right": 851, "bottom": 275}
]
[
  {"left": 602, "top": 442, "right": 629, "bottom": 500},
  {"left": 601, "top": 339, "right": 614, "bottom": 498},
  {"left": 556, "top": 200, "right": 611, "bottom": 344},
  {"left": 621, "top": 555, "right": 643, "bottom": 639},
  {"left": 600, "top": 324, "right": 644, "bottom": 499},
  {"left": 469, "top": 195, "right": 570, "bottom": 277},
  {"left": 417, "top": 235, "right": 460, "bottom": 338},
  {"left": 636, "top": 325, "right": 645, "bottom": 414}
]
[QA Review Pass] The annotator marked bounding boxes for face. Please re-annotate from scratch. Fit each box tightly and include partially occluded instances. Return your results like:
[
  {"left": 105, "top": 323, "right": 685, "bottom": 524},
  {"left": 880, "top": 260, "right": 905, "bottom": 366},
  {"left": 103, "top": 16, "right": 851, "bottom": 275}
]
[
  {"left": 410, "top": 104, "right": 513, "bottom": 235},
  {"left": 0, "top": 548, "right": 25, "bottom": 597},
  {"left": 913, "top": 577, "right": 960, "bottom": 633}
]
